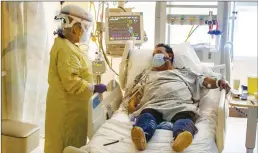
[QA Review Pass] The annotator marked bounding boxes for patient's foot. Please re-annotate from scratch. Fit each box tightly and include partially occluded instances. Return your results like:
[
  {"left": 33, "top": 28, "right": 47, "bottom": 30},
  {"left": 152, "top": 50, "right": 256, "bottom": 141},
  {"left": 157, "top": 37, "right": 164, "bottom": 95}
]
[
  {"left": 172, "top": 131, "right": 193, "bottom": 152},
  {"left": 131, "top": 126, "right": 147, "bottom": 151}
]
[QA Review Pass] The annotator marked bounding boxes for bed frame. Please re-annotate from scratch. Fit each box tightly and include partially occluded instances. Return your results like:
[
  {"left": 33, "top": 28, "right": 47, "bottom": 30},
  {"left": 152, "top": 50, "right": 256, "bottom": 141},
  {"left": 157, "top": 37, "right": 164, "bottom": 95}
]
[
  {"left": 87, "top": 80, "right": 123, "bottom": 140},
  {"left": 63, "top": 79, "right": 229, "bottom": 153}
]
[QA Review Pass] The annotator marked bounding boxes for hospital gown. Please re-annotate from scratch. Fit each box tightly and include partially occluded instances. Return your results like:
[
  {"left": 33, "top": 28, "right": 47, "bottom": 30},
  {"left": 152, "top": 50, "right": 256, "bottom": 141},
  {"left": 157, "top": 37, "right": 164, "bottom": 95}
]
[{"left": 123, "top": 68, "right": 214, "bottom": 121}]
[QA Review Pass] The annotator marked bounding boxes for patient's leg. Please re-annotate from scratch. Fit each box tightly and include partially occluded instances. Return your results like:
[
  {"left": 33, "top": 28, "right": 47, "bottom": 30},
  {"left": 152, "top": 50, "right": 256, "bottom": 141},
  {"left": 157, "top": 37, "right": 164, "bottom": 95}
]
[
  {"left": 171, "top": 111, "right": 198, "bottom": 152},
  {"left": 131, "top": 108, "right": 163, "bottom": 151}
]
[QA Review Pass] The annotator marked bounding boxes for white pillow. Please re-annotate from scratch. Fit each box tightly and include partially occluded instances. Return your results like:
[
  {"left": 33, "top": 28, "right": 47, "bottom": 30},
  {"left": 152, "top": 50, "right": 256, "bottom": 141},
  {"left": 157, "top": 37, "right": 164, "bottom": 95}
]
[
  {"left": 125, "top": 43, "right": 213, "bottom": 88},
  {"left": 126, "top": 48, "right": 153, "bottom": 88},
  {"left": 172, "top": 43, "right": 219, "bottom": 76},
  {"left": 172, "top": 42, "right": 202, "bottom": 71}
]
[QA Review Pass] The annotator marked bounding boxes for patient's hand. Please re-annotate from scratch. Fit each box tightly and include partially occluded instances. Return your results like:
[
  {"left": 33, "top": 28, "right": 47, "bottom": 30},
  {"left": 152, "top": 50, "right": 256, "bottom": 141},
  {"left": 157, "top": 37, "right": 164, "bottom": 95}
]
[
  {"left": 218, "top": 80, "right": 231, "bottom": 94},
  {"left": 128, "top": 95, "right": 138, "bottom": 113}
]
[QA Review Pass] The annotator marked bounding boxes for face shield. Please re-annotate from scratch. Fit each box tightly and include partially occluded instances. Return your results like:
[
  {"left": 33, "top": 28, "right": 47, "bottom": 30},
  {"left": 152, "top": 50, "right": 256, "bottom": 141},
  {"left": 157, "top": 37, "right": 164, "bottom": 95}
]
[
  {"left": 78, "top": 21, "right": 92, "bottom": 44},
  {"left": 55, "top": 14, "right": 92, "bottom": 43},
  {"left": 54, "top": 5, "right": 93, "bottom": 45}
]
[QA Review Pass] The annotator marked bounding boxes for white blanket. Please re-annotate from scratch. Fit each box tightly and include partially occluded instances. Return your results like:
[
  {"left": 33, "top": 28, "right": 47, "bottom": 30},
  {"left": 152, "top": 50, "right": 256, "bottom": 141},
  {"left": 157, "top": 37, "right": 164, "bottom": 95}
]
[{"left": 81, "top": 89, "right": 221, "bottom": 153}]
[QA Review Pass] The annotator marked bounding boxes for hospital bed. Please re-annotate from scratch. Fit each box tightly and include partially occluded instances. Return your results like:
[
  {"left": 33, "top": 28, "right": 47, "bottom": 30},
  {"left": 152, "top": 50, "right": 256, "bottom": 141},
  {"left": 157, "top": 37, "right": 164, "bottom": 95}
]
[{"left": 63, "top": 41, "right": 230, "bottom": 153}]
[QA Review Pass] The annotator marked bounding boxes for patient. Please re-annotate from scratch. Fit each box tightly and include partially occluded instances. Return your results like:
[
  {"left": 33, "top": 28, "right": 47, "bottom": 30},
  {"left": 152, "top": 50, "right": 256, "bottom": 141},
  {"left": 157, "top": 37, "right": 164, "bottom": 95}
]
[{"left": 123, "top": 44, "right": 230, "bottom": 152}]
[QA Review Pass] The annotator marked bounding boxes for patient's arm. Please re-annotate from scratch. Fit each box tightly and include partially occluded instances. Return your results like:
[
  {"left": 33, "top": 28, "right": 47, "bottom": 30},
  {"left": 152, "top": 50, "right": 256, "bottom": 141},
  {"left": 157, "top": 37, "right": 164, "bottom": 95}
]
[
  {"left": 203, "top": 77, "right": 231, "bottom": 93},
  {"left": 202, "top": 77, "right": 218, "bottom": 89},
  {"left": 128, "top": 90, "right": 141, "bottom": 113}
]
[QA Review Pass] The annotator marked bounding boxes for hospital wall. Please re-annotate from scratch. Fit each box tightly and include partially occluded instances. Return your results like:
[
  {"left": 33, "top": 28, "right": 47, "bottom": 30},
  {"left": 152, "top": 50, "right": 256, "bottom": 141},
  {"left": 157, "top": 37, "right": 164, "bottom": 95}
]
[{"left": 232, "top": 56, "right": 257, "bottom": 86}]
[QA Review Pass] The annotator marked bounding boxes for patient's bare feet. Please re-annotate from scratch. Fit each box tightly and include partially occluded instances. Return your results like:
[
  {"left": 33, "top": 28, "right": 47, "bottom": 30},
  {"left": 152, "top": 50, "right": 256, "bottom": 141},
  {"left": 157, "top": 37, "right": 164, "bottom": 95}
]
[
  {"left": 172, "top": 131, "right": 193, "bottom": 152},
  {"left": 131, "top": 126, "right": 147, "bottom": 151}
]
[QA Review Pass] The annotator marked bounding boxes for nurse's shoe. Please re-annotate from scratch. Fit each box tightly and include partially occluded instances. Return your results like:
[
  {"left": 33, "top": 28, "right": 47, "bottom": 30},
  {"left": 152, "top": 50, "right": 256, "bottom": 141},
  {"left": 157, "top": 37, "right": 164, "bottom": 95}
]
[
  {"left": 131, "top": 126, "right": 147, "bottom": 151},
  {"left": 172, "top": 131, "right": 193, "bottom": 152}
]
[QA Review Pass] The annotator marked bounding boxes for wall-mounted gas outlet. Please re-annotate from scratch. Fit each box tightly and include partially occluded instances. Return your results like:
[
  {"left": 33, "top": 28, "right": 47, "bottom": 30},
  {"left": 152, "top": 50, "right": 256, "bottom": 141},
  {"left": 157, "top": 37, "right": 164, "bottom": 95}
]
[{"left": 208, "top": 52, "right": 212, "bottom": 59}]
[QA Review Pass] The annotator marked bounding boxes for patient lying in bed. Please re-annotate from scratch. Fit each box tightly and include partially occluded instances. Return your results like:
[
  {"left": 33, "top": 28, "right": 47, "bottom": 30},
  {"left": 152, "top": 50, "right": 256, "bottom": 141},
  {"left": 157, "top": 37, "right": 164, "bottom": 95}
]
[{"left": 121, "top": 43, "right": 230, "bottom": 152}]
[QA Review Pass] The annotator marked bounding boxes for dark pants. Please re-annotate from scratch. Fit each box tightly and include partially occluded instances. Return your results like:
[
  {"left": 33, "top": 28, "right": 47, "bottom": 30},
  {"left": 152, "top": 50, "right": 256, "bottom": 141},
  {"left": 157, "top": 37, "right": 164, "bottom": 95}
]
[{"left": 135, "top": 108, "right": 198, "bottom": 142}]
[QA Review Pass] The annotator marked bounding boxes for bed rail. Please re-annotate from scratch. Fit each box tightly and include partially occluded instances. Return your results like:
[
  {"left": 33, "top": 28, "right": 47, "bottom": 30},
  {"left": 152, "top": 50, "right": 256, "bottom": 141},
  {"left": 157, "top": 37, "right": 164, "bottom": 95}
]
[
  {"left": 216, "top": 89, "right": 229, "bottom": 153},
  {"left": 87, "top": 79, "right": 123, "bottom": 140},
  {"left": 64, "top": 79, "right": 123, "bottom": 153}
]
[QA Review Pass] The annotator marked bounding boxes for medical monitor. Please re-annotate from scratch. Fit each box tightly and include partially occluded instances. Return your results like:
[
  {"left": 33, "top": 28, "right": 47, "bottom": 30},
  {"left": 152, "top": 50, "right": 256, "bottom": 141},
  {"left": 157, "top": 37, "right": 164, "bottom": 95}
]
[{"left": 105, "top": 12, "right": 144, "bottom": 45}]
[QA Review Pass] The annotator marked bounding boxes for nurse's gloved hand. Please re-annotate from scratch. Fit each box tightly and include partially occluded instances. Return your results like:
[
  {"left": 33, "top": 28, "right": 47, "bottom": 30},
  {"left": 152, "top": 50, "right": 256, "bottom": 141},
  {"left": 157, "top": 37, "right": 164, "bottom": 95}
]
[{"left": 94, "top": 84, "right": 107, "bottom": 93}]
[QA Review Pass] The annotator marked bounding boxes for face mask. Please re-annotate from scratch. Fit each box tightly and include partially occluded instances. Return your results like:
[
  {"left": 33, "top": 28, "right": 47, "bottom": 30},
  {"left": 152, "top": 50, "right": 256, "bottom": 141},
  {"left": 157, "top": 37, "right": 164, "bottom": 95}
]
[
  {"left": 152, "top": 54, "right": 166, "bottom": 67},
  {"left": 79, "top": 29, "right": 90, "bottom": 44}
]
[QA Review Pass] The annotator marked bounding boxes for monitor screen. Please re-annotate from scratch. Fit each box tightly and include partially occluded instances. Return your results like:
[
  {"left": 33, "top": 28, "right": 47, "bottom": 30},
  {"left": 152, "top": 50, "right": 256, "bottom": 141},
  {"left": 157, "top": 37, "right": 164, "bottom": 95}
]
[{"left": 108, "top": 15, "right": 141, "bottom": 41}]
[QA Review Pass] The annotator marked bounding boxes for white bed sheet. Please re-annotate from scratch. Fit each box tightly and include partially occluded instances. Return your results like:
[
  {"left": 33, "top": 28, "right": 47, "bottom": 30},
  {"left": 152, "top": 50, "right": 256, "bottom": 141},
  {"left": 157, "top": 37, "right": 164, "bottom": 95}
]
[{"left": 81, "top": 89, "right": 221, "bottom": 153}]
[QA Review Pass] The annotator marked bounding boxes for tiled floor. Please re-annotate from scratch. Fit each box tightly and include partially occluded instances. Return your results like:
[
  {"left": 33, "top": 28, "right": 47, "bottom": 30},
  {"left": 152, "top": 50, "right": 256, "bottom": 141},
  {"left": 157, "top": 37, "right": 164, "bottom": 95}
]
[
  {"left": 32, "top": 117, "right": 257, "bottom": 153},
  {"left": 222, "top": 117, "right": 257, "bottom": 153}
]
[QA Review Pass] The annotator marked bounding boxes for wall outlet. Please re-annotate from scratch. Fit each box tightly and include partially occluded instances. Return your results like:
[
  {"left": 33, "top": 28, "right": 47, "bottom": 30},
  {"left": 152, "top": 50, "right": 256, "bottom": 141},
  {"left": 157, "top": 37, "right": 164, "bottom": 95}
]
[{"left": 208, "top": 52, "right": 212, "bottom": 59}]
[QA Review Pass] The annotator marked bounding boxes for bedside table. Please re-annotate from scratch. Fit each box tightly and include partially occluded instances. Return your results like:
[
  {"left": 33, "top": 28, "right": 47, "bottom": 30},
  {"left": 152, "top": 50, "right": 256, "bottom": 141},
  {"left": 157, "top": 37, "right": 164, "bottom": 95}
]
[{"left": 229, "top": 96, "right": 258, "bottom": 153}]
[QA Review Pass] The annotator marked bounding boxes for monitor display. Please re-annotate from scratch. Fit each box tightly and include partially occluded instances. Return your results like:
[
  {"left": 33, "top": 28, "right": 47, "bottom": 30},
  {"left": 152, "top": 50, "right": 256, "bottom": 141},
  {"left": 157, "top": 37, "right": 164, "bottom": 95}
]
[{"left": 108, "top": 15, "right": 141, "bottom": 41}]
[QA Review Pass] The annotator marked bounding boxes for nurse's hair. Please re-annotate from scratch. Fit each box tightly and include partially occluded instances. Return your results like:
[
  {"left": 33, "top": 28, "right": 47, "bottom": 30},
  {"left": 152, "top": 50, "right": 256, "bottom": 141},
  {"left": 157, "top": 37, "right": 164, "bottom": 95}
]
[{"left": 155, "top": 43, "right": 174, "bottom": 63}]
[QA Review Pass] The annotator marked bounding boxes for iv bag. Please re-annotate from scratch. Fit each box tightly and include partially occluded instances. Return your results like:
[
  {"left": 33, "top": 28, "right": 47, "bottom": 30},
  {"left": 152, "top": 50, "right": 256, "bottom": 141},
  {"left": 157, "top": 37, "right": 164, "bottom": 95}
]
[{"left": 209, "top": 34, "right": 221, "bottom": 52}]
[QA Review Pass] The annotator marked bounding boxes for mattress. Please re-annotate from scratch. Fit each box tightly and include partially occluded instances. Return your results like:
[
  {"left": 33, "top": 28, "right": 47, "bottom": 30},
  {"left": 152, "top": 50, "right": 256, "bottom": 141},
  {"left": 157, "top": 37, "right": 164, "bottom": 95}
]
[{"left": 81, "top": 89, "right": 221, "bottom": 153}]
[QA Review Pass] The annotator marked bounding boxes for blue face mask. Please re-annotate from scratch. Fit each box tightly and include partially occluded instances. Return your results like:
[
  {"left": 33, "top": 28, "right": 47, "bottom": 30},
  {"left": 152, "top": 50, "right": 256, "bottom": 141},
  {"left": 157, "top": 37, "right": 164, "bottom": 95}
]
[{"left": 152, "top": 54, "right": 166, "bottom": 67}]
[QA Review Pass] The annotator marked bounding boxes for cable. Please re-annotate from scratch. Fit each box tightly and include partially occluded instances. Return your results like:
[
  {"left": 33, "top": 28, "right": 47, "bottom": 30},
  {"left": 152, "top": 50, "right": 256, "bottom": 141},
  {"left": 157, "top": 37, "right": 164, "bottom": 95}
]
[
  {"left": 98, "top": 32, "right": 119, "bottom": 76},
  {"left": 91, "top": 2, "right": 119, "bottom": 76},
  {"left": 118, "top": 6, "right": 126, "bottom": 12},
  {"left": 185, "top": 25, "right": 199, "bottom": 42},
  {"left": 233, "top": 106, "right": 248, "bottom": 117},
  {"left": 184, "top": 25, "right": 194, "bottom": 42},
  {"left": 97, "top": 2, "right": 119, "bottom": 76},
  {"left": 190, "top": 25, "right": 199, "bottom": 36},
  {"left": 92, "top": 2, "right": 97, "bottom": 22},
  {"left": 97, "top": 3, "right": 101, "bottom": 22},
  {"left": 93, "top": 2, "right": 97, "bottom": 34}
]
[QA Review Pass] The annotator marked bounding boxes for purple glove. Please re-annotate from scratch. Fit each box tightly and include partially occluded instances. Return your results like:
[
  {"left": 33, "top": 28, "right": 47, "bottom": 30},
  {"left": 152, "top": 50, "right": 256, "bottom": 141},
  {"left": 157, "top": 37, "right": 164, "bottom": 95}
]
[{"left": 94, "top": 84, "right": 107, "bottom": 93}]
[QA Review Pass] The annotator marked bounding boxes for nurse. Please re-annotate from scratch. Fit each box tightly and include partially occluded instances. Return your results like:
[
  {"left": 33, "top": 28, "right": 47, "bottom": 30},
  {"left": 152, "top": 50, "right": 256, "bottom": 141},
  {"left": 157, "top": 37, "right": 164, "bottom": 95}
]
[{"left": 45, "top": 4, "right": 106, "bottom": 153}]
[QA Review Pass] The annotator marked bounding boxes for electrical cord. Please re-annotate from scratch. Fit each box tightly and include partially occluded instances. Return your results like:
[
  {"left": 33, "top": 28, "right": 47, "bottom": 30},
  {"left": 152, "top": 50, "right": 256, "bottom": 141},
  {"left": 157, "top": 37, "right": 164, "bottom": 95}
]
[
  {"left": 98, "top": 32, "right": 119, "bottom": 76},
  {"left": 233, "top": 106, "right": 248, "bottom": 117},
  {"left": 188, "top": 25, "right": 199, "bottom": 38},
  {"left": 92, "top": 2, "right": 97, "bottom": 34},
  {"left": 118, "top": 6, "right": 126, "bottom": 12},
  {"left": 91, "top": 2, "right": 119, "bottom": 76},
  {"left": 184, "top": 25, "right": 194, "bottom": 42},
  {"left": 185, "top": 25, "right": 199, "bottom": 42}
]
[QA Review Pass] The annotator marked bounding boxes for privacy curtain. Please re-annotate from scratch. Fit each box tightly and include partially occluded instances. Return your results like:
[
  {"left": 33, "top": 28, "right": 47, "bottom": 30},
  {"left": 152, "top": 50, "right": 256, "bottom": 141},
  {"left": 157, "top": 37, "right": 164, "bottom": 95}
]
[{"left": 1, "top": 2, "right": 49, "bottom": 134}]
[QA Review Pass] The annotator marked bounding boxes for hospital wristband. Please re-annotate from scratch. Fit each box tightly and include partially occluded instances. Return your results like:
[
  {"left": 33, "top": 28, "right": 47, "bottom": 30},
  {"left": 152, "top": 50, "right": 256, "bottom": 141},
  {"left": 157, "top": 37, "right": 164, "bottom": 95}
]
[{"left": 216, "top": 79, "right": 220, "bottom": 88}]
